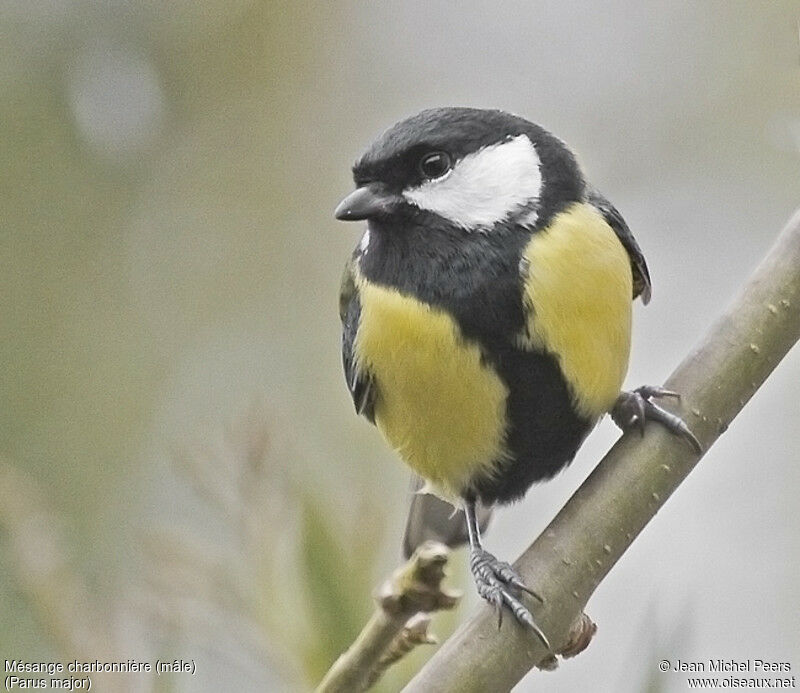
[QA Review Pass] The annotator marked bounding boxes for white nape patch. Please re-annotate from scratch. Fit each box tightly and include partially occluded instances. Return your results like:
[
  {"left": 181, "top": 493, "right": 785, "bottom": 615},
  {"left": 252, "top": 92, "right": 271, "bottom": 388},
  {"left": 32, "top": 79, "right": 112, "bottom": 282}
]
[
  {"left": 517, "top": 207, "right": 539, "bottom": 229},
  {"left": 359, "top": 229, "right": 370, "bottom": 254},
  {"left": 403, "top": 135, "right": 542, "bottom": 230}
]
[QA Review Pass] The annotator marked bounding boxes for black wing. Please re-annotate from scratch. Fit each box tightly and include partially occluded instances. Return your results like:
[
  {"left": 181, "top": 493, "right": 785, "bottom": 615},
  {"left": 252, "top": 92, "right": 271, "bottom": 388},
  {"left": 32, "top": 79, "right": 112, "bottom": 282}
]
[
  {"left": 587, "top": 188, "right": 652, "bottom": 304},
  {"left": 339, "top": 257, "right": 376, "bottom": 423}
]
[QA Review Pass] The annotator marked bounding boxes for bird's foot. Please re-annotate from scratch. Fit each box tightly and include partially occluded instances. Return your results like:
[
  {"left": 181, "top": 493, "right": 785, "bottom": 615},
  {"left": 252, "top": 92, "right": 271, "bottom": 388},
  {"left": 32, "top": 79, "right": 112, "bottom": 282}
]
[
  {"left": 470, "top": 547, "right": 550, "bottom": 649},
  {"left": 612, "top": 385, "right": 701, "bottom": 453}
]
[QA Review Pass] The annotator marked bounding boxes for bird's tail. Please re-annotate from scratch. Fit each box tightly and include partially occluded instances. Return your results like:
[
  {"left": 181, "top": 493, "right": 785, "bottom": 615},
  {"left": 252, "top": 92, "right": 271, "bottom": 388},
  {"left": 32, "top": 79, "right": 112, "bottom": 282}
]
[{"left": 402, "top": 474, "right": 493, "bottom": 558}]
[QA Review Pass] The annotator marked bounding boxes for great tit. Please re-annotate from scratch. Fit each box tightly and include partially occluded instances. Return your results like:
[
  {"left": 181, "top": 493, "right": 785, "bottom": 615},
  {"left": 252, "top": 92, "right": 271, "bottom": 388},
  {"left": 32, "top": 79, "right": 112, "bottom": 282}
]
[{"left": 335, "top": 107, "right": 698, "bottom": 646}]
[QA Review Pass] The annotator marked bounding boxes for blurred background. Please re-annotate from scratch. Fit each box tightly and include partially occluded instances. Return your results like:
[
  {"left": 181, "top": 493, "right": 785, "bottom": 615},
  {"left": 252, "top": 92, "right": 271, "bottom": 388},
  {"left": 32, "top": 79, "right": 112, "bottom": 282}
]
[{"left": 2, "top": 1, "right": 798, "bottom": 691}]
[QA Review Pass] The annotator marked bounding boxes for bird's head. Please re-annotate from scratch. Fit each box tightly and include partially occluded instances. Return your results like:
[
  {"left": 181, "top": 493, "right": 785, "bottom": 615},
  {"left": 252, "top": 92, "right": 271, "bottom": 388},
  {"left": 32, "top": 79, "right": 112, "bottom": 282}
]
[{"left": 335, "top": 107, "right": 584, "bottom": 233}]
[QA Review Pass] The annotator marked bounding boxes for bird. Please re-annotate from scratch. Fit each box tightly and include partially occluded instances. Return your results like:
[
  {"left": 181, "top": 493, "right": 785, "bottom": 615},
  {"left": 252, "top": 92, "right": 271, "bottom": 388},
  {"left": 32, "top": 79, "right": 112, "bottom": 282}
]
[{"left": 334, "top": 107, "right": 699, "bottom": 647}]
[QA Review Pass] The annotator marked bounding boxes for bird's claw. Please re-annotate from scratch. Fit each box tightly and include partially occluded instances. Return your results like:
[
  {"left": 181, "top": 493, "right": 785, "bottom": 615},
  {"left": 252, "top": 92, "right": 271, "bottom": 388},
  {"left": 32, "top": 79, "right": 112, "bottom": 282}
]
[
  {"left": 470, "top": 548, "right": 550, "bottom": 649},
  {"left": 612, "top": 386, "right": 702, "bottom": 453}
]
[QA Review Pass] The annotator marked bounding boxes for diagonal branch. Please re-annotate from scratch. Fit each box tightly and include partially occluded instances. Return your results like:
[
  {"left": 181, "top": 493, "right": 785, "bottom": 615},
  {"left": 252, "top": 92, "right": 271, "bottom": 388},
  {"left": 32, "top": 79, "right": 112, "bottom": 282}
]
[
  {"left": 403, "top": 208, "right": 800, "bottom": 692},
  {"left": 316, "top": 541, "right": 462, "bottom": 693}
]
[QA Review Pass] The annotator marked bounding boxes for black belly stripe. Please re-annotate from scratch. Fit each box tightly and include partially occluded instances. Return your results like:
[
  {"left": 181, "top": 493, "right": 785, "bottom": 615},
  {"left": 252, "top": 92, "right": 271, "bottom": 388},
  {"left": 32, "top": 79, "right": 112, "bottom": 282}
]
[{"left": 469, "top": 346, "right": 593, "bottom": 504}]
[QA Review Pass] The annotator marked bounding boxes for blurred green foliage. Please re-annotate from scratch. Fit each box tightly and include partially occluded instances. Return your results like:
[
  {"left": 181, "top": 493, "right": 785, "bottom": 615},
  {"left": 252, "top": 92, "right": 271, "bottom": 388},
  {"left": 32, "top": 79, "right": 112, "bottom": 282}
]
[{"left": 301, "top": 499, "right": 374, "bottom": 682}]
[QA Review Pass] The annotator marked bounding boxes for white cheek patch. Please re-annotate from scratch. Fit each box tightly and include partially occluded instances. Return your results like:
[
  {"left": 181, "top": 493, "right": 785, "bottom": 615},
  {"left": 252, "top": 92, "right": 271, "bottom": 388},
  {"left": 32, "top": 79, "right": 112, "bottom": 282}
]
[{"left": 403, "top": 135, "right": 542, "bottom": 230}]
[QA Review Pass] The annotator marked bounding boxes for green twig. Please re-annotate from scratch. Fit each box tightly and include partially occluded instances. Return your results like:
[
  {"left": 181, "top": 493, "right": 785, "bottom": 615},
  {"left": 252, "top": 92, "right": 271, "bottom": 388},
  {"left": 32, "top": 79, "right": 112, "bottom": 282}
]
[{"left": 316, "top": 541, "right": 461, "bottom": 693}]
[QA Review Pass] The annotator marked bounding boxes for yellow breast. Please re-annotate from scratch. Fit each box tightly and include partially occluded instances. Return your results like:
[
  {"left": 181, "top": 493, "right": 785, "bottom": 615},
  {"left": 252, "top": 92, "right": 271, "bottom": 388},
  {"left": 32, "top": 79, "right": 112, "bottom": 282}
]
[
  {"left": 354, "top": 278, "right": 508, "bottom": 498},
  {"left": 518, "top": 202, "right": 633, "bottom": 419}
]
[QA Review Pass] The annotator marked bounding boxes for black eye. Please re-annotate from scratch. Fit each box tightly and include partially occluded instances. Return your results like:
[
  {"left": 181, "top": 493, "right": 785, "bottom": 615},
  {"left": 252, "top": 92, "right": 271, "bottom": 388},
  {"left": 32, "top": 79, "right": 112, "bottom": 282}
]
[{"left": 418, "top": 151, "right": 452, "bottom": 180}]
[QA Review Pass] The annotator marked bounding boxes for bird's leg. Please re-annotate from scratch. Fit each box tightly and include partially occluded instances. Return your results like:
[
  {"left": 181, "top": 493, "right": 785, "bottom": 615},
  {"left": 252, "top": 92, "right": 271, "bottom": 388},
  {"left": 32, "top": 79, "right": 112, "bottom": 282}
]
[
  {"left": 464, "top": 500, "right": 550, "bottom": 649},
  {"left": 612, "top": 385, "right": 702, "bottom": 453}
]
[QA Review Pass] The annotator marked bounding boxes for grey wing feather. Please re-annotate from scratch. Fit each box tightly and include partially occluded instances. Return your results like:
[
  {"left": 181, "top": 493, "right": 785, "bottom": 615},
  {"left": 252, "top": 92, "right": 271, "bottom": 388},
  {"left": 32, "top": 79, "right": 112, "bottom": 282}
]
[
  {"left": 340, "top": 257, "right": 376, "bottom": 423},
  {"left": 587, "top": 188, "right": 652, "bottom": 304}
]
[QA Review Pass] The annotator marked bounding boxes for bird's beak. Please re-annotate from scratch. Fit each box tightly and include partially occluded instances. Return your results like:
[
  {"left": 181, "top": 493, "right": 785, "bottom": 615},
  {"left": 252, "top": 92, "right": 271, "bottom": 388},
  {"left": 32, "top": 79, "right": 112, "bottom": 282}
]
[{"left": 334, "top": 184, "right": 399, "bottom": 221}]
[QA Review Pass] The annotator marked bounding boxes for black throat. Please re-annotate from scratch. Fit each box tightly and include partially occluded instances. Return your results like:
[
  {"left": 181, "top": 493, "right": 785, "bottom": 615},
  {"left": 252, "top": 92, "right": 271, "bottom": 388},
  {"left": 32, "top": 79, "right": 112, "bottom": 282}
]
[{"left": 358, "top": 216, "right": 532, "bottom": 345}]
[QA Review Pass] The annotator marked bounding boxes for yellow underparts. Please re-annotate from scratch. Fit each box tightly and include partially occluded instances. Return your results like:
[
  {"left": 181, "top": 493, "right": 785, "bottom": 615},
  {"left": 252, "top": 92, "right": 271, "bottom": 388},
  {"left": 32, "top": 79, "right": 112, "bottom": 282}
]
[
  {"left": 519, "top": 202, "right": 633, "bottom": 419},
  {"left": 354, "top": 277, "right": 508, "bottom": 499}
]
